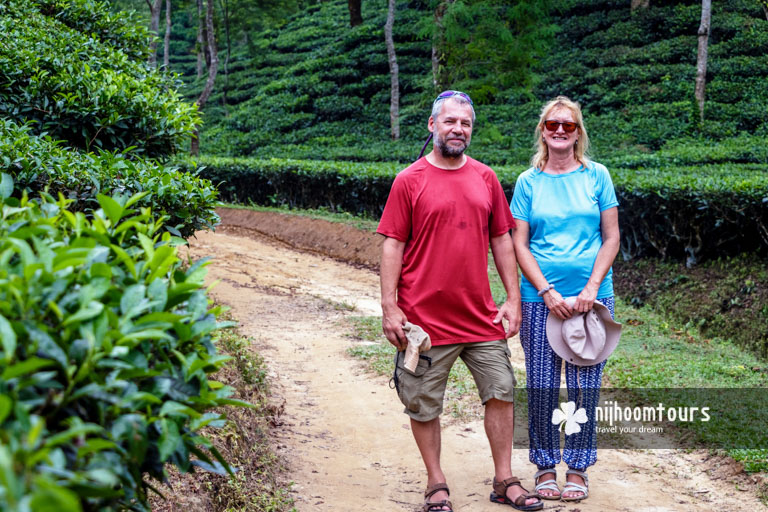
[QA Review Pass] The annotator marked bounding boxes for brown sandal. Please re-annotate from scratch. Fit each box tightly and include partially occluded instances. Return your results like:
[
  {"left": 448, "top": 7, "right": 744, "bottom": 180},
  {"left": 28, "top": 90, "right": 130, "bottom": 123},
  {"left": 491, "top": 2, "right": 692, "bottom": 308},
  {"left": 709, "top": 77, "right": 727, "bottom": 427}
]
[
  {"left": 490, "top": 476, "right": 543, "bottom": 511},
  {"left": 422, "top": 482, "right": 453, "bottom": 512}
]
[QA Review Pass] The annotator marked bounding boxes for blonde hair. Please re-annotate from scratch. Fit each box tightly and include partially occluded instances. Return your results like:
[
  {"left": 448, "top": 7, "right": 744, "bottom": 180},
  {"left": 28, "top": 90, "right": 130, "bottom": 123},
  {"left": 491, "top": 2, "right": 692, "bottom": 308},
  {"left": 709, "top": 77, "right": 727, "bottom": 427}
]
[{"left": 530, "top": 96, "right": 591, "bottom": 171}]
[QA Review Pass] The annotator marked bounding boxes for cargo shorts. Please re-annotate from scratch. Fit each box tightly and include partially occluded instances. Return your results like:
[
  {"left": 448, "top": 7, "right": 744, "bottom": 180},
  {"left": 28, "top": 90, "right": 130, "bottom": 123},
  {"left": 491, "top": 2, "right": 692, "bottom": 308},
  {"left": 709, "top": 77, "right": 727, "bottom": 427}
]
[{"left": 392, "top": 340, "right": 517, "bottom": 422}]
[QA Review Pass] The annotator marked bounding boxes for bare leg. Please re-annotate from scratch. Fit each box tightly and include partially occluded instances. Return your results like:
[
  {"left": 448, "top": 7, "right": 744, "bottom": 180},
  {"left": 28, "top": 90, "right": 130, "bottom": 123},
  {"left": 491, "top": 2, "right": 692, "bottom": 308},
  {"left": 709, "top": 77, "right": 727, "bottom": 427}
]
[
  {"left": 411, "top": 417, "right": 450, "bottom": 510},
  {"left": 484, "top": 398, "right": 540, "bottom": 507}
]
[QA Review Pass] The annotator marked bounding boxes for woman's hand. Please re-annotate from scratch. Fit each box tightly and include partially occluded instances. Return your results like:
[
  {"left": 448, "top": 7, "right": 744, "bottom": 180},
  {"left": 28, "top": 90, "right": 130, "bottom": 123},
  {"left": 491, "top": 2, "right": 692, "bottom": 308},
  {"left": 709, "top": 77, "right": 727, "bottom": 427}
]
[
  {"left": 574, "top": 283, "right": 599, "bottom": 312},
  {"left": 543, "top": 289, "right": 573, "bottom": 320}
]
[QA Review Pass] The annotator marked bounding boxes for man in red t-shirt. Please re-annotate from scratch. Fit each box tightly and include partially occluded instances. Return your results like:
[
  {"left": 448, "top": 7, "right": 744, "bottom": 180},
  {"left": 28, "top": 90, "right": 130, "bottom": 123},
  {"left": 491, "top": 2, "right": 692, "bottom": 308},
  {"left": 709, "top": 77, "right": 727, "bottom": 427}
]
[{"left": 378, "top": 92, "right": 542, "bottom": 511}]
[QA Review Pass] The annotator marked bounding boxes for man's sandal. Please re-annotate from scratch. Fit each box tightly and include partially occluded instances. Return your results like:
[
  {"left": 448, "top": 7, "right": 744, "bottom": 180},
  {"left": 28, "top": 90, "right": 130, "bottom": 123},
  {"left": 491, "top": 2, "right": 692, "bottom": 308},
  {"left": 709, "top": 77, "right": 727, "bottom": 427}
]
[
  {"left": 422, "top": 482, "right": 453, "bottom": 512},
  {"left": 490, "top": 476, "right": 544, "bottom": 511},
  {"left": 533, "top": 469, "right": 561, "bottom": 500},
  {"left": 561, "top": 469, "right": 589, "bottom": 502}
]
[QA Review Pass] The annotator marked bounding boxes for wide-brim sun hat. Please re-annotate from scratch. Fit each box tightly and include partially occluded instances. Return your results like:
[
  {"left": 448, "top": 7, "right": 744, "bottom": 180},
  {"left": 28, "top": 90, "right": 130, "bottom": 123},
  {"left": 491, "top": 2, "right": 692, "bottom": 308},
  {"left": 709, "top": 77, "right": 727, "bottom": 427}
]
[{"left": 545, "top": 297, "right": 621, "bottom": 366}]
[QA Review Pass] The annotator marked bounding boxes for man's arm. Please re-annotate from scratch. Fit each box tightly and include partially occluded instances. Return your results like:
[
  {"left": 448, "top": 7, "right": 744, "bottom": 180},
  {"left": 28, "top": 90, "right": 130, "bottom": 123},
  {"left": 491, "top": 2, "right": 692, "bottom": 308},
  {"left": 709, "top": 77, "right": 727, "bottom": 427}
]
[
  {"left": 490, "top": 231, "right": 522, "bottom": 338},
  {"left": 380, "top": 236, "right": 408, "bottom": 350}
]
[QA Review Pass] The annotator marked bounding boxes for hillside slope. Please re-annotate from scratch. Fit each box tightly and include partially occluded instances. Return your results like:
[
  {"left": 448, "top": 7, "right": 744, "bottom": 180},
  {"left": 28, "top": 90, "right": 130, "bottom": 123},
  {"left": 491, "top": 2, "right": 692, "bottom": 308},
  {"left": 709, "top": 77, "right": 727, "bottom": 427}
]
[{"left": 164, "top": 0, "right": 768, "bottom": 166}]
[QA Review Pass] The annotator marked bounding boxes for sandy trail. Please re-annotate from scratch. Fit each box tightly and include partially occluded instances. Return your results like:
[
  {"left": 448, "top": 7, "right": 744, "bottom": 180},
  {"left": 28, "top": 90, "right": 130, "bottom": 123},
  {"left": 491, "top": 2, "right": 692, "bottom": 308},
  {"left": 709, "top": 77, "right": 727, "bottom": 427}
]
[{"left": 185, "top": 225, "right": 765, "bottom": 512}]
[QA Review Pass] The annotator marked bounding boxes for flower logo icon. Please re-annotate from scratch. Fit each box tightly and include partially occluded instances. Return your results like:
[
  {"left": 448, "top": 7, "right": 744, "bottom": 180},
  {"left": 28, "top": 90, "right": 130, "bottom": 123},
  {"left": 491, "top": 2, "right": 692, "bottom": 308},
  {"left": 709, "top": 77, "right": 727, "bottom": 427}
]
[{"left": 551, "top": 401, "right": 588, "bottom": 435}]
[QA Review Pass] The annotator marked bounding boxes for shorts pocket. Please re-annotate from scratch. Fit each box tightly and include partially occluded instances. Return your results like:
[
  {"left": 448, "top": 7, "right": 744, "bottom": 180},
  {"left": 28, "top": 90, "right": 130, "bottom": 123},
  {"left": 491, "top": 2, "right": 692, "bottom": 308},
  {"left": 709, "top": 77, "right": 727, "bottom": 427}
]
[{"left": 392, "top": 352, "right": 433, "bottom": 413}]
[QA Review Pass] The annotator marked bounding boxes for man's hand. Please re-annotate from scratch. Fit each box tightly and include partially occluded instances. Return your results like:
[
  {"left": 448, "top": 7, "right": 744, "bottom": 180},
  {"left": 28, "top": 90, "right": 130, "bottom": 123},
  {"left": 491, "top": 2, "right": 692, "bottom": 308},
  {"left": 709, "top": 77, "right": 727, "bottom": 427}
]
[
  {"left": 493, "top": 299, "right": 522, "bottom": 338},
  {"left": 382, "top": 304, "right": 408, "bottom": 351}
]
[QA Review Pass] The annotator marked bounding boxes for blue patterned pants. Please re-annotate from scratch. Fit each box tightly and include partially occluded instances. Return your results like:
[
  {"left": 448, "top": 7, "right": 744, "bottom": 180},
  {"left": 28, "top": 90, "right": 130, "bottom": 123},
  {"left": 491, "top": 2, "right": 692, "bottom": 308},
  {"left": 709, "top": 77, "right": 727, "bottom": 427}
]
[{"left": 519, "top": 297, "right": 615, "bottom": 471}]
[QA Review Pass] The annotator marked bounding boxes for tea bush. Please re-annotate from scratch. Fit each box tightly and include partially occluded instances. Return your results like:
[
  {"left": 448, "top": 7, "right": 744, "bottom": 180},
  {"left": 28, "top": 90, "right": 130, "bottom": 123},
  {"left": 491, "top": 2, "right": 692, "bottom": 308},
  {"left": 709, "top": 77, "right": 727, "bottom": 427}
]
[
  {"left": 0, "top": 120, "right": 219, "bottom": 238},
  {"left": 185, "top": 157, "right": 768, "bottom": 264},
  {"left": 0, "top": 177, "right": 244, "bottom": 511},
  {"left": 0, "top": 0, "right": 198, "bottom": 156}
]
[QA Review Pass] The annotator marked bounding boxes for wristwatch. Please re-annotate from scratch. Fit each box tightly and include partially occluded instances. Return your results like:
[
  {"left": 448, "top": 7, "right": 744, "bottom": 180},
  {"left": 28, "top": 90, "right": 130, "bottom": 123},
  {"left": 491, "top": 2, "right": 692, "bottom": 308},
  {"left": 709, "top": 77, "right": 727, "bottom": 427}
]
[{"left": 537, "top": 283, "right": 555, "bottom": 297}]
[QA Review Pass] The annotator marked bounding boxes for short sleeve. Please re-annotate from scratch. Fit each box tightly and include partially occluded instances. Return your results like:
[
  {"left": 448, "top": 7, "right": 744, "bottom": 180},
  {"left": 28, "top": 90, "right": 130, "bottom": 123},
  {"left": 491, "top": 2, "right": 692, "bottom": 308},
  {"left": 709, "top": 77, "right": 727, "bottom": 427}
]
[
  {"left": 489, "top": 174, "right": 515, "bottom": 236},
  {"left": 594, "top": 164, "right": 619, "bottom": 211},
  {"left": 510, "top": 170, "right": 532, "bottom": 222},
  {"left": 377, "top": 172, "right": 412, "bottom": 242}
]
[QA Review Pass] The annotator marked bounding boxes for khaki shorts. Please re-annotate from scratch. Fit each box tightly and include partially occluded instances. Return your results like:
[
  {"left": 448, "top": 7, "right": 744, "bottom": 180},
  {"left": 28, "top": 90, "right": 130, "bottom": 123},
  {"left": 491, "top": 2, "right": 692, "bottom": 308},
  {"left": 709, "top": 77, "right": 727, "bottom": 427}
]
[{"left": 393, "top": 340, "right": 516, "bottom": 422}]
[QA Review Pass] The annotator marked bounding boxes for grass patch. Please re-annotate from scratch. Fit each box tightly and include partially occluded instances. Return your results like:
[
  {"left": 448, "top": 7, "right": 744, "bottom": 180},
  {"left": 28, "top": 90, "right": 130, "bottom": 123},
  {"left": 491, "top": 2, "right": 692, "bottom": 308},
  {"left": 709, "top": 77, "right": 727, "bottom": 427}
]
[{"left": 614, "top": 254, "right": 768, "bottom": 359}]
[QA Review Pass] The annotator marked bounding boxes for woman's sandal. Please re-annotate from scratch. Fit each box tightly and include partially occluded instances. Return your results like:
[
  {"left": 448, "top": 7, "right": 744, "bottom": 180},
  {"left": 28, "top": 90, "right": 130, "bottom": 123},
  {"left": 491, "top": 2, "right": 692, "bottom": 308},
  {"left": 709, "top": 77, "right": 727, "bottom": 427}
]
[
  {"left": 533, "top": 469, "right": 561, "bottom": 500},
  {"left": 422, "top": 482, "right": 453, "bottom": 512},
  {"left": 490, "top": 476, "right": 544, "bottom": 511},
  {"left": 561, "top": 469, "right": 589, "bottom": 502}
]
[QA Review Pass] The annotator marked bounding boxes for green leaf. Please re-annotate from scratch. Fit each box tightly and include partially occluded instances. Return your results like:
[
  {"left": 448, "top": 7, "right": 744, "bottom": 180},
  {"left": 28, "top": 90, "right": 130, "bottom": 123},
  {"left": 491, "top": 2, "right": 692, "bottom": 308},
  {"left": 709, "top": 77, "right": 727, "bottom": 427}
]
[
  {"left": 30, "top": 477, "right": 83, "bottom": 512},
  {"left": 97, "top": 194, "right": 124, "bottom": 225},
  {"left": 0, "top": 172, "right": 13, "bottom": 200},
  {"left": 120, "top": 284, "right": 146, "bottom": 317},
  {"left": 0, "top": 314, "right": 17, "bottom": 363},
  {"left": 158, "top": 419, "right": 180, "bottom": 461},
  {"left": 44, "top": 424, "right": 103, "bottom": 449},
  {"left": 0, "top": 394, "right": 12, "bottom": 424},
  {"left": 62, "top": 301, "right": 105, "bottom": 326},
  {"left": 159, "top": 400, "right": 201, "bottom": 419},
  {"left": 1, "top": 357, "right": 54, "bottom": 380}
]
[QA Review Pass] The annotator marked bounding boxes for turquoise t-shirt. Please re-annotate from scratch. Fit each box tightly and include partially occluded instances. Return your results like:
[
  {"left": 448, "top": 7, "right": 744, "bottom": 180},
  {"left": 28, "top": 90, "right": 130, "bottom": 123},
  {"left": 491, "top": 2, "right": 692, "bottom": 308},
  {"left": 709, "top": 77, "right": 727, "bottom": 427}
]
[{"left": 510, "top": 162, "right": 619, "bottom": 302}]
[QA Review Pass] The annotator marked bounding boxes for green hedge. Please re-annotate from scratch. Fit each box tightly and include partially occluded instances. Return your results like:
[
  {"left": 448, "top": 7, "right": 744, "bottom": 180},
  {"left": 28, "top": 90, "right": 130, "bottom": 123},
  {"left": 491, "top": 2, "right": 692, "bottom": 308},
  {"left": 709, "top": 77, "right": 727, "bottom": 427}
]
[
  {"left": 0, "top": 120, "right": 219, "bottom": 238},
  {"left": 0, "top": 0, "right": 198, "bottom": 156},
  {"left": 185, "top": 157, "right": 768, "bottom": 264},
  {"left": 0, "top": 179, "right": 245, "bottom": 511}
]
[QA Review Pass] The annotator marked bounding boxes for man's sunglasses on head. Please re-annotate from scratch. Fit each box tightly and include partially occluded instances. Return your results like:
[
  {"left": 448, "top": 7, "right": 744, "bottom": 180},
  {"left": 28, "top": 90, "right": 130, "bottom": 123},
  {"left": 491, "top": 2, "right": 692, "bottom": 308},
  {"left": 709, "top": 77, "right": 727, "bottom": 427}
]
[{"left": 434, "top": 90, "right": 473, "bottom": 105}]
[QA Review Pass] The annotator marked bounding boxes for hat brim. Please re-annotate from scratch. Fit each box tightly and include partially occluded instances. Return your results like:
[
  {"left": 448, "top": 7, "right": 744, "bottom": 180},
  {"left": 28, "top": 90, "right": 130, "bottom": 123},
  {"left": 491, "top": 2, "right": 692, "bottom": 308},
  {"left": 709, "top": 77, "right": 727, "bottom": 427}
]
[{"left": 545, "top": 297, "right": 621, "bottom": 366}]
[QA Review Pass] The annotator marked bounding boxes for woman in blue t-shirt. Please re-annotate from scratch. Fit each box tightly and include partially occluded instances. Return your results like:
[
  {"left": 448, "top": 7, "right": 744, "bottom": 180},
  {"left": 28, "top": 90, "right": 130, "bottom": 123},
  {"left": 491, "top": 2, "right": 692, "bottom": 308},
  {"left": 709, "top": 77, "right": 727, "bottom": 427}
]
[{"left": 510, "top": 96, "right": 620, "bottom": 503}]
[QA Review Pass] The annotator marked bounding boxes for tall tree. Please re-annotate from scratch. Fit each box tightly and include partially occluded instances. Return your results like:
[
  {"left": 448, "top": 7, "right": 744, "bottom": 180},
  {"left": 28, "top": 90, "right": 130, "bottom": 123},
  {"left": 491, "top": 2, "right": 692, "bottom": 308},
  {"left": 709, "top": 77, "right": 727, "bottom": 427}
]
[
  {"left": 384, "top": 0, "right": 399, "bottom": 140},
  {"left": 631, "top": 0, "right": 649, "bottom": 11},
  {"left": 217, "top": 0, "right": 232, "bottom": 105},
  {"left": 348, "top": 0, "right": 363, "bottom": 26},
  {"left": 760, "top": 0, "right": 768, "bottom": 20},
  {"left": 431, "top": 0, "right": 454, "bottom": 93},
  {"left": 146, "top": 0, "right": 163, "bottom": 67},
  {"left": 191, "top": 0, "right": 218, "bottom": 155},
  {"left": 163, "top": 0, "right": 171, "bottom": 69},
  {"left": 196, "top": 0, "right": 205, "bottom": 78},
  {"left": 695, "top": 0, "right": 712, "bottom": 122}
]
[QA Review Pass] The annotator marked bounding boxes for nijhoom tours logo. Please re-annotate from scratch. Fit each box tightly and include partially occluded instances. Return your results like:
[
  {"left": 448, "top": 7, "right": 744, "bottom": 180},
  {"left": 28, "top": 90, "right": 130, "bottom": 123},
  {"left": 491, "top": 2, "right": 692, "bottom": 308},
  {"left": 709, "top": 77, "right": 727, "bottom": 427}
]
[{"left": 513, "top": 388, "right": 768, "bottom": 450}]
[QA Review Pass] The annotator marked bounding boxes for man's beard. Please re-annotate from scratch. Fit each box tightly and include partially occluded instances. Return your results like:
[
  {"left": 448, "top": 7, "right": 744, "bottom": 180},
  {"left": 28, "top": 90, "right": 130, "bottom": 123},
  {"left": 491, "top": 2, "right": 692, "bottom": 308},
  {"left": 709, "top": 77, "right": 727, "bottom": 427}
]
[{"left": 436, "top": 134, "right": 468, "bottom": 158}]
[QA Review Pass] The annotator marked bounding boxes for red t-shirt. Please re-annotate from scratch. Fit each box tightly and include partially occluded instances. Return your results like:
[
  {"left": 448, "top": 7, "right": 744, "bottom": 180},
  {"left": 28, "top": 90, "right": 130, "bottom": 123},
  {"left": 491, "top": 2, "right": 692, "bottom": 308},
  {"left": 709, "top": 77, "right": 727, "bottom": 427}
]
[{"left": 377, "top": 156, "right": 515, "bottom": 346}]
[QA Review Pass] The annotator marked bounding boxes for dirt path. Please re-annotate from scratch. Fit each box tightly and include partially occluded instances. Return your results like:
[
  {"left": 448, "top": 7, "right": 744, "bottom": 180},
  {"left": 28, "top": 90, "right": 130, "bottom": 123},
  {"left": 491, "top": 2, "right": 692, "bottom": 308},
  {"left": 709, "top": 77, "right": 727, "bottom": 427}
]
[{"left": 185, "top": 215, "right": 765, "bottom": 512}]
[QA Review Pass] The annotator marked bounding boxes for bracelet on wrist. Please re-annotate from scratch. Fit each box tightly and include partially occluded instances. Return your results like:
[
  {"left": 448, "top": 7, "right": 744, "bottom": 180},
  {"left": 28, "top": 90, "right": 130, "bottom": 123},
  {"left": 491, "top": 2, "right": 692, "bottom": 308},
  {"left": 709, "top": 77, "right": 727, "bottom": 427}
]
[{"left": 537, "top": 283, "right": 555, "bottom": 297}]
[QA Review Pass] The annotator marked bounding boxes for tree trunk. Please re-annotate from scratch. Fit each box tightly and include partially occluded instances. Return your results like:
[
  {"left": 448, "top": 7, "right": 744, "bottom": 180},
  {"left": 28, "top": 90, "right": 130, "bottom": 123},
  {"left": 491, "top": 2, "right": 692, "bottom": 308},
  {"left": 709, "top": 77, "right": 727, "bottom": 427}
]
[
  {"left": 196, "top": 0, "right": 204, "bottom": 78},
  {"left": 217, "top": 0, "right": 231, "bottom": 106},
  {"left": 631, "top": 0, "right": 649, "bottom": 11},
  {"left": 146, "top": 0, "right": 163, "bottom": 68},
  {"left": 761, "top": 1, "right": 768, "bottom": 21},
  {"left": 348, "top": 0, "right": 363, "bottom": 27},
  {"left": 384, "top": 0, "right": 399, "bottom": 140},
  {"left": 191, "top": 0, "right": 218, "bottom": 156},
  {"left": 163, "top": 0, "right": 171, "bottom": 69},
  {"left": 431, "top": 0, "right": 454, "bottom": 93},
  {"left": 695, "top": 0, "right": 712, "bottom": 123}
]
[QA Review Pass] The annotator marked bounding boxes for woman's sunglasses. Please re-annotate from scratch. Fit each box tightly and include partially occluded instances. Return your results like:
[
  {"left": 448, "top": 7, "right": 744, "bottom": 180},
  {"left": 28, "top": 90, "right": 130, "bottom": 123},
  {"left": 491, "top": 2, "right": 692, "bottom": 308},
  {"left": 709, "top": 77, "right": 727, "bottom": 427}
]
[{"left": 544, "top": 120, "right": 579, "bottom": 133}]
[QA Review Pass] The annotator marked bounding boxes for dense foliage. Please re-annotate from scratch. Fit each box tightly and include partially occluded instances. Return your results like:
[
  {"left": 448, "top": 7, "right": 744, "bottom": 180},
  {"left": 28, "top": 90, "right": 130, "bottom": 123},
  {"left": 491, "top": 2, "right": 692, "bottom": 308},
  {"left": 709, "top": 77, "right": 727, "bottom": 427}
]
[
  {"left": 0, "top": 0, "right": 231, "bottom": 508},
  {"left": 0, "top": 0, "right": 198, "bottom": 156},
  {"left": 0, "top": 182, "right": 244, "bottom": 511},
  {"left": 0, "top": 120, "right": 218, "bottom": 238},
  {"left": 185, "top": 156, "right": 768, "bottom": 264},
  {"left": 159, "top": 0, "right": 768, "bottom": 167}
]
